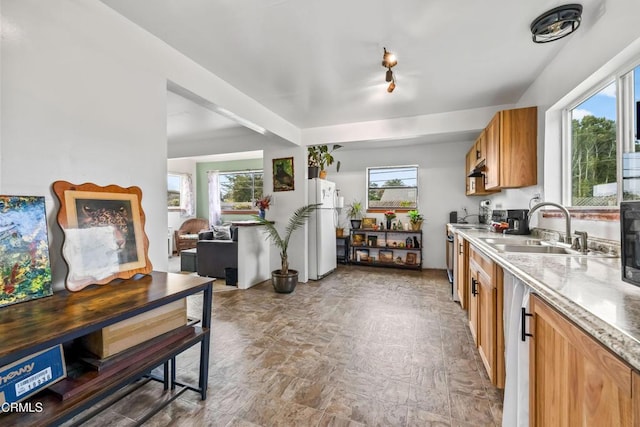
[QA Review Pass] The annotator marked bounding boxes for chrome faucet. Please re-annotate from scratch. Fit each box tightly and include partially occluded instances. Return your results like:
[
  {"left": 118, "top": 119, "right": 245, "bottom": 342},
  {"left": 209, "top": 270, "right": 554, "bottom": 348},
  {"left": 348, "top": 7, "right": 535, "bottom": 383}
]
[
  {"left": 573, "top": 231, "right": 588, "bottom": 254},
  {"left": 528, "top": 202, "right": 572, "bottom": 244}
]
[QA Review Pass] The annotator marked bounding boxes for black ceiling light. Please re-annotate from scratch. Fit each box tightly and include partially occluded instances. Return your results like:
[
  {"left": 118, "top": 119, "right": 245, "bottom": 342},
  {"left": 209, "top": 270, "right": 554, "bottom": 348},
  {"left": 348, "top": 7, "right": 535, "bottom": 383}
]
[
  {"left": 381, "top": 47, "right": 397, "bottom": 92},
  {"left": 530, "top": 4, "right": 582, "bottom": 43}
]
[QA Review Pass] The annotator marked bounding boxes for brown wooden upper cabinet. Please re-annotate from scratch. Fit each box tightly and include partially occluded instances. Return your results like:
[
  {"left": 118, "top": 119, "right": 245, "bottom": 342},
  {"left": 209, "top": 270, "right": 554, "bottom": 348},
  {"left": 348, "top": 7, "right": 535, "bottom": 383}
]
[
  {"left": 465, "top": 129, "right": 499, "bottom": 196},
  {"left": 474, "top": 129, "right": 486, "bottom": 166},
  {"left": 485, "top": 106, "right": 538, "bottom": 190}
]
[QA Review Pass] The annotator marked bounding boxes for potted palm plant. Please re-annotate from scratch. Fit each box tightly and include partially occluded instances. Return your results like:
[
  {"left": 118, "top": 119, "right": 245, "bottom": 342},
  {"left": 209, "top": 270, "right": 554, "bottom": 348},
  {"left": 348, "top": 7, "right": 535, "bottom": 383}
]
[
  {"left": 347, "top": 200, "right": 364, "bottom": 230},
  {"left": 254, "top": 204, "right": 319, "bottom": 293},
  {"left": 407, "top": 209, "right": 424, "bottom": 230}
]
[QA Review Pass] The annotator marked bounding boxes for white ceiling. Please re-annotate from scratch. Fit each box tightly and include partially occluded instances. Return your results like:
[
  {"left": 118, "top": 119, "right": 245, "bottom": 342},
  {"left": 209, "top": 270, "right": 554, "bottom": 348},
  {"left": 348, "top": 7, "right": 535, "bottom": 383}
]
[{"left": 101, "top": 0, "right": 602, "bottom": 154}]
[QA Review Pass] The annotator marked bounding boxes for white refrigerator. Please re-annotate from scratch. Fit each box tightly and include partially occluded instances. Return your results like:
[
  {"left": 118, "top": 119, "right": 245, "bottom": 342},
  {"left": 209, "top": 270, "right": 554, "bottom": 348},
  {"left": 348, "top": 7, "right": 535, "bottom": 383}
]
[{"left": 308, "top": 178, "right": 337, "bottom": 280}]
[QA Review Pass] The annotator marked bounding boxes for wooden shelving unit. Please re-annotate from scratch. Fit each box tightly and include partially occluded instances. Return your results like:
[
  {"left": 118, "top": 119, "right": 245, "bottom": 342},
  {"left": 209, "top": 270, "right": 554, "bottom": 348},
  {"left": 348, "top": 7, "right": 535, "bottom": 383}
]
[
  {"left": 349, "top": 229, "right": 422, "bottom": 270},
  {"left": 0, "top": 271, "right": 213, "bottom": 427}
]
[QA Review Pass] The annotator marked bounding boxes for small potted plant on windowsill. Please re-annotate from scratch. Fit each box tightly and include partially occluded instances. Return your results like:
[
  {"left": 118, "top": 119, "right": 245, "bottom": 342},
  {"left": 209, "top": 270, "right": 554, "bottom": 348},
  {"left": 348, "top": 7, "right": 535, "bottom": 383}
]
[
  {"left": 347, "top": 200, "right": 364, "bottom": 230},
  {"left": 407, "top": 209, "right": 424, "bottom": 231}
]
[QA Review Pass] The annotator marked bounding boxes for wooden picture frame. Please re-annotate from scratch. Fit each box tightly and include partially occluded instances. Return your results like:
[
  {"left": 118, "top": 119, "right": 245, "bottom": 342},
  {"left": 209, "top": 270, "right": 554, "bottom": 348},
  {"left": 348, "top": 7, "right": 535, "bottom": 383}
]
[
  {"left": 379, "top": 249, "right": 393, "bottom": 263},
  {"left": 273, "top": 157, "right": 295, "bottom": 192},
  {"left": 53, "top": 181, "right": 152, "bottom": 292},
  {"left": 355, "top": 249, "right": 369, "bottom": 262},
  {"left": 352, "top": 232, "right": 366, "bottom": 246},
  {"left": 361, "top": 217, "right": 377, "bottom": 229},
  {"left": 406, "top": 252, "right": 417, "bottom": 265}
]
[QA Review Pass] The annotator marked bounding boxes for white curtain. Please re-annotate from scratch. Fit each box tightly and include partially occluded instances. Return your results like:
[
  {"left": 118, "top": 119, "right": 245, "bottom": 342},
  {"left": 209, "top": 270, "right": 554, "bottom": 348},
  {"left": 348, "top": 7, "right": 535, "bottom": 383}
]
[
  {"left": 207, "top": 171, "right": 221, "bottom": 226},
  {"left": 180, "top": 173, "right": 195, "bottom": 217}
]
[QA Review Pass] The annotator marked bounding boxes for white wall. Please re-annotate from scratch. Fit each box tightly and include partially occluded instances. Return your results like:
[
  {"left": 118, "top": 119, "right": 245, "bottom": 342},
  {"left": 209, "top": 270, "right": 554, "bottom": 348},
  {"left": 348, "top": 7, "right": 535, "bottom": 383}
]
[
  {"left": 2, "top": 1, "right": 168, "bottom": 289},
  {"left": 262, "top": 146, "right": 310, "bottom": 281},
  {"left": 332, "top": 140, "right": 472, "bottom": 269},
  {"left": 0, "top": 0, "right": 299, "bottom": 291}
]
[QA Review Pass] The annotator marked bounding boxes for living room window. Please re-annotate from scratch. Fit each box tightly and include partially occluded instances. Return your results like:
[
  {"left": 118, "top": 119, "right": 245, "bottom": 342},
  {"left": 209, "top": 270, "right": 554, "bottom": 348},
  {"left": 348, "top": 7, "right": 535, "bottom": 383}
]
[
  {"left": 168, "top": 172, "right": 195, "bottom": 216},
  {"left": 168, "top": 173, "right": 182, "bottom": 209},
  {"left": 366, "top": 166, "right": 418, "bottom": 210},
  {"left": 564, "top": 63, "right": 640, "bottom": 207},
  {"left": 219, "top": 170, "right": 264, "bottom": 212}
]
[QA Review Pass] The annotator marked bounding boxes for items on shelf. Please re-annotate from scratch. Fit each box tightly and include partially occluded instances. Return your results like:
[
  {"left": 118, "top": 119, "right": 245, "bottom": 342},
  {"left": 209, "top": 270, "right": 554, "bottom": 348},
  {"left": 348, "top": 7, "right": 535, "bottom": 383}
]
[{"left": 348, "top": 228, "right": 422, "bottom": 270}]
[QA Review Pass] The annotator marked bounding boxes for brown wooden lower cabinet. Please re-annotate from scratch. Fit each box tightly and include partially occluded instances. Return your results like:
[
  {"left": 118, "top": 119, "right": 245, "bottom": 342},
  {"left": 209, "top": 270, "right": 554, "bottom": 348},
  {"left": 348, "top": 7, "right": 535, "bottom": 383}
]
[
  {"left": 529, "top": 295, "right": 634, "bottom": 426},
  {"left": 468, "top": 245, "right": 504, "bottom": 388},
  {"left": 455, "top": 235, "right": 468, "bottom": 309}
]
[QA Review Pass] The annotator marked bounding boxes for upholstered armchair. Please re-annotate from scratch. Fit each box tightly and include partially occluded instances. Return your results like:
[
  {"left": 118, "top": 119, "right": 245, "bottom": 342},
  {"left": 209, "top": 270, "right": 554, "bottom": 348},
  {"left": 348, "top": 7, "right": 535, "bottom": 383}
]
[{"left": 174, "top": 218, "right": 209, "bottom": 253}]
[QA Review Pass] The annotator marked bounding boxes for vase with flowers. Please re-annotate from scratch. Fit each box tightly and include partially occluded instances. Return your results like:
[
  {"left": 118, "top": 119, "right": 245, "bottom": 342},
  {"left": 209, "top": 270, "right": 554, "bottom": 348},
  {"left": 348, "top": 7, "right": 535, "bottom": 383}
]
[
  {"left": 384, "top": 210, "right": 396, "bottom": 230},
  {"left": 255, "top": 195, "right": 272, "bottom": 219}
]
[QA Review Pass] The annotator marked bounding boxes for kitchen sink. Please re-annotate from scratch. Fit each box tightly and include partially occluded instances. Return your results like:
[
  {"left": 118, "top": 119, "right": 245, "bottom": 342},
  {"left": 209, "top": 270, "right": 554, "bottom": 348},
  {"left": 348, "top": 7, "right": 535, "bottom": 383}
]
[
  {"left": 452, "top": 224, "right": 491, "bottom": 231},
  {"left": 492, "top": 244, "right": 572, "bottom": 254},
  {"left": 490, "top": 243, "right": 617, "bottom": 257},
  {"left": 480, "top": 237, "right": 542, "bottom": 246}
]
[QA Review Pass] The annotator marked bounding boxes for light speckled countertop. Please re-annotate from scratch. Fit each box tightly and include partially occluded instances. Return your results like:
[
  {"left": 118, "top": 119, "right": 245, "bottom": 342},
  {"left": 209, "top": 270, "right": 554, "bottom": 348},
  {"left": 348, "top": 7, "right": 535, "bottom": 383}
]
[{"left": 452, "top": 226, "right": 640, "bottom": 372}]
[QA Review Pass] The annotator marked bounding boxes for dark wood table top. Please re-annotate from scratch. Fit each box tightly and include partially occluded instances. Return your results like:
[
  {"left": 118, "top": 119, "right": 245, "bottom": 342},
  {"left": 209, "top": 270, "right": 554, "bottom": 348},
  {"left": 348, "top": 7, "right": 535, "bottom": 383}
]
[{"left": 0, "top": 271, "right": 213, "bottom": 365}]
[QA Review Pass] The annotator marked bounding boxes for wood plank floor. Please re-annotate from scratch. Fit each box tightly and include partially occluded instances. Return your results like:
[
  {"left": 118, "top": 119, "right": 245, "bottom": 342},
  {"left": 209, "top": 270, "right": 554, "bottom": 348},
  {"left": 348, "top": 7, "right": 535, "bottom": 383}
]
[{"left": 66, "top": 265, "right": 503, "bottom": 426}]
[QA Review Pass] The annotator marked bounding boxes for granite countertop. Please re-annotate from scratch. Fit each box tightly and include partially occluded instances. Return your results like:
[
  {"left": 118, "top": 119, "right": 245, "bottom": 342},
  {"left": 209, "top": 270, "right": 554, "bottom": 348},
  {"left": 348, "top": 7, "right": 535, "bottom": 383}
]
[{"left": 451, "top": 224, "right": 640, "bottom": 371}]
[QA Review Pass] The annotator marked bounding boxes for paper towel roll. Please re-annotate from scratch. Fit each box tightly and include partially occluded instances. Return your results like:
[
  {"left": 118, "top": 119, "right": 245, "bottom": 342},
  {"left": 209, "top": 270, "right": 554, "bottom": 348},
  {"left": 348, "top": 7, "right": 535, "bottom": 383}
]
[{"left": 336, "top": 196, "right": 344, "bottom": 209}]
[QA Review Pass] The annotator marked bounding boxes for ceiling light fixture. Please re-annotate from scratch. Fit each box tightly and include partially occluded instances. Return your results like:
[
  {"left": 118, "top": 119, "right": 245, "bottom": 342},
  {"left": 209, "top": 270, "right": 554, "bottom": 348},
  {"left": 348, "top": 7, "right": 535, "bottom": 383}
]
[
  {"left": 382, "top": 47, "right": 398, "bottom": 93},
  {"left": 530, "top": 4, "right": 582, "bottom": 43}
]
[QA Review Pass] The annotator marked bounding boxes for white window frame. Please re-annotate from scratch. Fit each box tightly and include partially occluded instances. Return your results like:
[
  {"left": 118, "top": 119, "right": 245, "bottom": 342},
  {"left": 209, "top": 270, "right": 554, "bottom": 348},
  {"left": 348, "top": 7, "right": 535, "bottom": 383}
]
[
  {"left": 365, "top": 165, "right": 419, "bottom": 210},
  {"left": 167, "top": 172, "right": 184, "bottom": 211},
  {"left": 218, "top": 169, "right": 264, "bottom": 212},
  {"left": 561, "top": 60, "right": 639, "bottom": 207}
]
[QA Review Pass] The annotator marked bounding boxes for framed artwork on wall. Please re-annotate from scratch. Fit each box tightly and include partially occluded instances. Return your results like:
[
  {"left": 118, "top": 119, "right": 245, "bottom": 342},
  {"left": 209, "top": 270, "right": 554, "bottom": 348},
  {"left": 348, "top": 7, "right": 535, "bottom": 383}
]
[
  {"left": 0, "top": 195, "right": 53, "bottom": 307},
  {"left": 53, "top": 181, "right": 152, "bottom": 292},
  {"left": 273, "top": 157, "right": 295, "bottom": 192}
]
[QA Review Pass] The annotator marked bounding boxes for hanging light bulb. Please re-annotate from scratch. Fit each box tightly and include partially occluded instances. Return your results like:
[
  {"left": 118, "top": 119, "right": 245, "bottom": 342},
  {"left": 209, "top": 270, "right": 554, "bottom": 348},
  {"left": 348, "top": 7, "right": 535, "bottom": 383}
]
[
  {"left": 387, "top": 77, "right": 396, "bottom": 93},
  {"left": 382, "top": 47, "right": 398, "bottom": 68},
  {"left": 382, "top": 47, "right": 398, "bottom": 92}
]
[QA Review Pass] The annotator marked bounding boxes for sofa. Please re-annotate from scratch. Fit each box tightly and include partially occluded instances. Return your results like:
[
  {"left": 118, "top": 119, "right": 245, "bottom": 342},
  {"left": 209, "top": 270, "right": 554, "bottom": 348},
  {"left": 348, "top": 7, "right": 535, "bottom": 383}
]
[{"left": 196, "top": 225, "right": 238, "bottom": 278}]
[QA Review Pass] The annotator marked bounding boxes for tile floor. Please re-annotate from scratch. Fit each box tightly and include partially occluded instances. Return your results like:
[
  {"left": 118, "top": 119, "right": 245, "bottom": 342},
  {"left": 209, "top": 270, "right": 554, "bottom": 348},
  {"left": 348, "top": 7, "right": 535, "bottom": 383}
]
[{"left": 67, "top": 263, "right": 503, "bottom": 426}]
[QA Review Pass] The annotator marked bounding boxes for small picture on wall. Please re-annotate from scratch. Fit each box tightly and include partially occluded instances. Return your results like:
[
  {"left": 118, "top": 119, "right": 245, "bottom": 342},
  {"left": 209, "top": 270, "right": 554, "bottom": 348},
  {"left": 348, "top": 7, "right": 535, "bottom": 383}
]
[{"left": 273, "top": 157, "right": 295, "bottom": 192}]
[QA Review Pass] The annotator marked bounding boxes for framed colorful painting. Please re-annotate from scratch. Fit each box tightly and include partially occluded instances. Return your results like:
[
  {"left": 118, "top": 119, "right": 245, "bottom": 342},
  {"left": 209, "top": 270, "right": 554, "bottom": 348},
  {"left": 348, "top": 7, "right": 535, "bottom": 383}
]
[
  {"left": 0, "top": 195, "right": 53, "bottom": 308},
  {"left": 361, "top": 217, "right": 377, "bottom": 229},
  {"left": 53, "top": 181, "right": 152, "bottom": 292},
  {"left": 273, "top": 157, "right": 295, "bottom": 192}
]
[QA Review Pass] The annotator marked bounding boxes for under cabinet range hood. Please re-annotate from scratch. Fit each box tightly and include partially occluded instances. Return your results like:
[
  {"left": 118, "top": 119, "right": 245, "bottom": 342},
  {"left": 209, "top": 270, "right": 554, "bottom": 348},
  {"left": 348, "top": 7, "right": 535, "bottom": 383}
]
[{"left": 468, "top": 164, "right": 486, "bottom": 177}]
